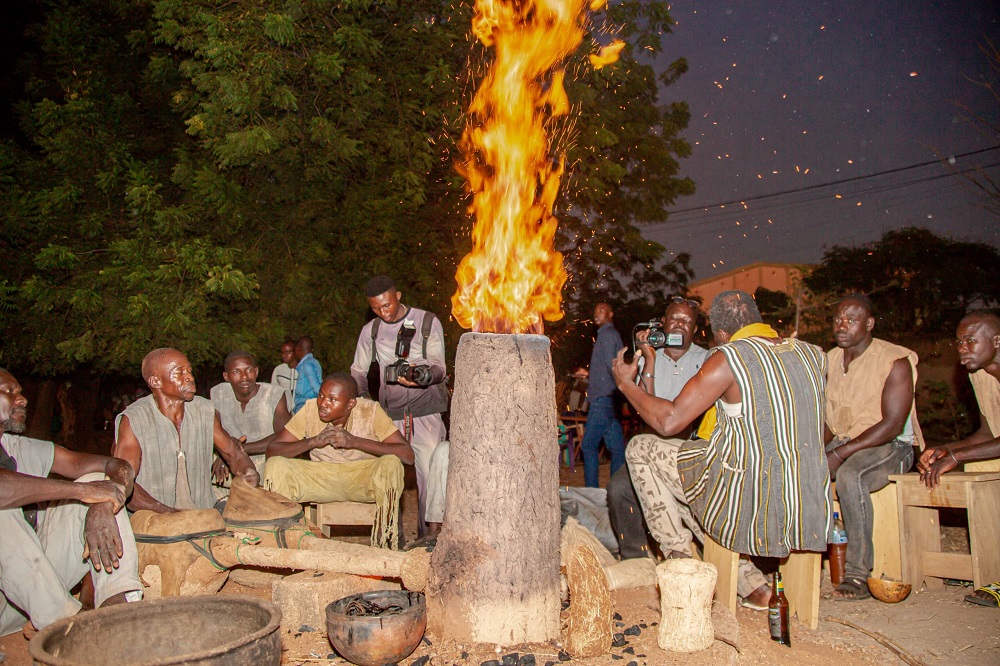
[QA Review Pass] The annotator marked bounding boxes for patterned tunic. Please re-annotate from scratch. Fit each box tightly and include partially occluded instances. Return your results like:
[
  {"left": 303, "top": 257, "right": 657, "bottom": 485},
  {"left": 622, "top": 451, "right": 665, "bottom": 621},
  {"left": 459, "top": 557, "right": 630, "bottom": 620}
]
[{"left": 677, "top": 337, "right": 831, "bottom": 557}]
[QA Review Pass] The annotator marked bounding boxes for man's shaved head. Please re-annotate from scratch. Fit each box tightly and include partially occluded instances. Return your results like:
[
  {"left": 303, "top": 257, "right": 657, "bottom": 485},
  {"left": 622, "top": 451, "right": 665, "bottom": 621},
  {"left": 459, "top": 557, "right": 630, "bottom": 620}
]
[
  {"left": 960, "top": 310, "right": 1000, "bottom": 335},
  {"left": 839, "top": 292, "right": 874, "bottom": 318},
  {"left": 141, "top": 348, "right": 184, "bottom": 383}
]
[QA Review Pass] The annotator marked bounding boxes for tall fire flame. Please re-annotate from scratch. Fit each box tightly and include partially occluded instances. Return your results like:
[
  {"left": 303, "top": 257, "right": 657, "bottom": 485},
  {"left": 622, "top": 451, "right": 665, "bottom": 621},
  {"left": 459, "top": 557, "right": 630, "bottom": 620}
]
[{"left": 451, "top": 0, "right": 621, "bottom": 334}]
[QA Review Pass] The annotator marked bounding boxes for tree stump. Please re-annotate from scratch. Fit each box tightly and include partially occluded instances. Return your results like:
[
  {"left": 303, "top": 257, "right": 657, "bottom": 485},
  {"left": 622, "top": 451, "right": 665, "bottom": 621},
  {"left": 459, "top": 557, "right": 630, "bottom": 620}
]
[
  {"left": 656, "top": 559, "right": 717, "bottom": 653},
  {"left": 426, "top": 333, "right": 561, "bottom": 645}
]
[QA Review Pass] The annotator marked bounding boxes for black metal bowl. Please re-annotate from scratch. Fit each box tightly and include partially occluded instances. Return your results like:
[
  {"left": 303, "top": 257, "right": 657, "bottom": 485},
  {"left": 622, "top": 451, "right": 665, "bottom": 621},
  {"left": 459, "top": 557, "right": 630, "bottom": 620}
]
[{"left": 325, "top": 590, "right": 426, "bottom": 666}]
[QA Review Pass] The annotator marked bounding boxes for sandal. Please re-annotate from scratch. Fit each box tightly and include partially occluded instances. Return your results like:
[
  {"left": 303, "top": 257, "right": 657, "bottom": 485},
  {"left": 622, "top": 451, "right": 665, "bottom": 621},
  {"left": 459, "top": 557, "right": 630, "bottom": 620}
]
[
  {"left": 832, "top": 577, "right": 871, "bottom": 601},
  {"left": 403, "top": 534, "right": 438, "bottom": 552},
  {"left": 964, "top": 582, "right": 1000, "bottom": 608}
]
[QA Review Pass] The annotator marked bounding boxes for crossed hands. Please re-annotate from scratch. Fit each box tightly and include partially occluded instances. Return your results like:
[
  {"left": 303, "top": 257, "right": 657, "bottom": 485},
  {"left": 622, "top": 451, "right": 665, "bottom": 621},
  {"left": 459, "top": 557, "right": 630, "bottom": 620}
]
[
  {"left": 316, "top": 424, "right": 353, "bottom": 450},
  {"left": 917, "top": 447, "right": 959, "bottom": 490}
]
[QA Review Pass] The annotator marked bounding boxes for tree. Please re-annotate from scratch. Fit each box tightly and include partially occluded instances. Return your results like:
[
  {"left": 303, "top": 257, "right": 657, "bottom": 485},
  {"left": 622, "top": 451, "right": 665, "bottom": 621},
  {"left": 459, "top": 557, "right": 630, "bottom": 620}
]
[
  {"left": 1, "top": 0, "right": 695, "bottom": 380},
  {"left": 804, "top": 227, "right": 1000, "bottom": 335}
]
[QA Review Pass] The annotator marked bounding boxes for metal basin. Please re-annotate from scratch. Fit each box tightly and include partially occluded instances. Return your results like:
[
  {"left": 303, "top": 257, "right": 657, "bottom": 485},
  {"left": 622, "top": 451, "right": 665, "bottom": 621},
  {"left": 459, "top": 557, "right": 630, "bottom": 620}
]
[
  {"left": 326, "top": 590, "right": 426, "bottom": 666},
  {"left": 30, "top": 595, "right": 281, "bottom": 666}
]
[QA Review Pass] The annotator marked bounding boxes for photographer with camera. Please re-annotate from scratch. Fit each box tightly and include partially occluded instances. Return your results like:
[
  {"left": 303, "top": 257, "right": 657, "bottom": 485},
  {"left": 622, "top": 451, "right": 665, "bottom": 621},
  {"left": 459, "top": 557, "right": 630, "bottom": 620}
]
[
  {"left": 609, "top": 296, "right": 709, "bottom": 558},
  {"left": 351, "top": 276, "right": 448, "bottom": 542}
]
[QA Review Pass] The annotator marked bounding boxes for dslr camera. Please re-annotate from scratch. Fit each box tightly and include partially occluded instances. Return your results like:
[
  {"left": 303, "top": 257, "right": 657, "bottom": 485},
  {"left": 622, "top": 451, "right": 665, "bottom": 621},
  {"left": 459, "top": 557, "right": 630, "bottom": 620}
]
[
  {"left": 632, "top": 320, "right": 683, "bottom": 350},
  {"left": 384, "top": 320, "right": 433, "bottom": 386},
  {"left": 384, "top": 360, "right": 433, "bottom": 386}
]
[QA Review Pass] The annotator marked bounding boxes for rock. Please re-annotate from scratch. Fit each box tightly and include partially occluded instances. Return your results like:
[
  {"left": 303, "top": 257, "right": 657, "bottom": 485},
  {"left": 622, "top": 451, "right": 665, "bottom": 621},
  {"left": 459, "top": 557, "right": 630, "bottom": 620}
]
[
  {"left": 623, "top": 625, "right": 640, "bottom": 636},
  {"left": 623, "top": 647, "right": 634, "bottom": 655},
  {"left": 298, "top": 625, "right": 315, "bottom": 633},
  {"left": 411, "top": 657, "right": 430, "bottom": 666},
  {"left": 613, "top": 612, "right": 623, "bottom": 621},
  {"left": 558, "top": 650, "right": 572, "bottom": 661},
  {"left": 518, "top": 655, "right": 536, "bottom": 666},
  {"left": 480, "top": 661, "right": 500, "bottom": 666},
  {"left": 502, "top": 653, "right": 519, "bottom": 666},
  {"left": 611, "top": 633, "right": 626, "bottom": 648}
]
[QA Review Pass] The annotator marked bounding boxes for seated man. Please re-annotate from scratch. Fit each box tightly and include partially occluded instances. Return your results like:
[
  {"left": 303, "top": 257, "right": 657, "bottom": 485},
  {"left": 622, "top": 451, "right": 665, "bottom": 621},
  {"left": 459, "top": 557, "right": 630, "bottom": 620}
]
[
  {"left": 610, "top": 296, "right": 708, "bottom": 560},
  {"left": 614, "top": 291, "right": 831, "bottom": 610},
  {"left": 113, "top": 348, "right": 259, "bottom": 513},
  {"left": 263, "top": 373, "right": 414, "bottom": 549},
  {"left": 0, "top": 368, "right": 142, "bottom": 636},
  {"left": 918, "top": 310, "right": 1000, "bottom": 607},
  {"left": 210, "top": 350, "right": 291, "bottom": 481},
  {"left": 824, "top": 294, "right": 922, "bottom": 601}
]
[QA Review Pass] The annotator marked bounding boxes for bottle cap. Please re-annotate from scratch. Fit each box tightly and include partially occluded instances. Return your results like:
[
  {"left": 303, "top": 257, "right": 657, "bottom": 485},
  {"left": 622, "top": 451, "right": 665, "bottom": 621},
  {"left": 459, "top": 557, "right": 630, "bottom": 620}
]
[{"left": 833, "top": 511, "right": 839, "bottom": 519}]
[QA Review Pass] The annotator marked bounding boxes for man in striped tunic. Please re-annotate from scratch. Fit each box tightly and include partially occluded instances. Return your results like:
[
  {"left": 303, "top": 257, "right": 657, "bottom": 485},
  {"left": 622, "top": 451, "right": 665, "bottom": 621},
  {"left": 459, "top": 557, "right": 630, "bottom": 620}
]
[{"left": 614, "top": 290, "right": 831, "bottom": 609}]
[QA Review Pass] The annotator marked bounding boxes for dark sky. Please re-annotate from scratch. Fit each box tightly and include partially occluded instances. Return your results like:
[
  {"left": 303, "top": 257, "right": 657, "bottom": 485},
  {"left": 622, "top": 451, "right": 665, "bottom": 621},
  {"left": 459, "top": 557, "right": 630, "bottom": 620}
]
[{"left": 645, "top": 0, "right": 1000, "bottom": 280}]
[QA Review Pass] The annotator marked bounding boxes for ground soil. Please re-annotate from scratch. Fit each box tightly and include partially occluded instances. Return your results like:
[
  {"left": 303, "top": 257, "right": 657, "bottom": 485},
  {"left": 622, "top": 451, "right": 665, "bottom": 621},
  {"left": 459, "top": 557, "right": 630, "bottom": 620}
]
[{"left": 3, "top": 460, "right": 998, "bottom": 665}]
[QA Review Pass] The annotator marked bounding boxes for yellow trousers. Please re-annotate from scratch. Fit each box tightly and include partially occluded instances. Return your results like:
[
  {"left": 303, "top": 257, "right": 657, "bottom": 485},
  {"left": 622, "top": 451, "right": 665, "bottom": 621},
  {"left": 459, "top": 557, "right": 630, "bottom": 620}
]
[{"left": 262, "top": 455, "right": 403, "bottom": 549}]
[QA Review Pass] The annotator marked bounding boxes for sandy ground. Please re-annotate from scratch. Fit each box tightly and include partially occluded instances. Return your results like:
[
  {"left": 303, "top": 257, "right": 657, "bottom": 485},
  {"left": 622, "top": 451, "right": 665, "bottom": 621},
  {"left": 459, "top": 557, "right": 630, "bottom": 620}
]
[{"left": 3, "top": 460, "right": 998, "bottom": 665}]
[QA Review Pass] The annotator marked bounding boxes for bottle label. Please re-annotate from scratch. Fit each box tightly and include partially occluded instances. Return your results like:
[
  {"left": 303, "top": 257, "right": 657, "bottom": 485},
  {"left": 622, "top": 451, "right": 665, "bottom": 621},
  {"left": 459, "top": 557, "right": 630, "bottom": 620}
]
[{"left": 768, "top": 608, "right": 782, "bottom": 638}]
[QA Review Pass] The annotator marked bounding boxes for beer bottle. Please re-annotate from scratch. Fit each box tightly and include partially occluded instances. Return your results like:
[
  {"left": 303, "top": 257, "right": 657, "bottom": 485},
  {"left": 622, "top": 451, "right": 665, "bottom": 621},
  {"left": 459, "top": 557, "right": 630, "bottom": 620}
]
[{"left": 768, "top": 572, "right": 791, "bottom": 646}]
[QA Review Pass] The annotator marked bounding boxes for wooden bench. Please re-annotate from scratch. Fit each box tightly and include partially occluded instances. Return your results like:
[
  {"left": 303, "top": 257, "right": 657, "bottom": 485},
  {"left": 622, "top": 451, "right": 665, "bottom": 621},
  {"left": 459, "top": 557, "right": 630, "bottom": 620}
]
[
  {"left": 304, "top": 501, "right": 378, "bottom": 538},
  {"left": 890, "top": 471, "right": 1000, "bottom": 589},
  {"left": 703, "top": 535, "right": 821, "bottom": 630}
]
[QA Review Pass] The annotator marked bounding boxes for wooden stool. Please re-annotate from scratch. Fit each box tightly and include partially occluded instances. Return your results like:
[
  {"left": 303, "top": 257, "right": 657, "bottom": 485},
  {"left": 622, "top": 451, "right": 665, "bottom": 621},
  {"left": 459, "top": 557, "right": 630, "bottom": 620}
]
[
  {"left": 703, "top": 535, "right": 821, "bottom": 630},
  {"left": 890, "top": 472, "right": 1000, "bottom": 589},
  {"left": 831, "top": 482, "right": 901, "bottom": 580},
  {"left": 304, "top": 501, "right": 377, "bottom": 538}
]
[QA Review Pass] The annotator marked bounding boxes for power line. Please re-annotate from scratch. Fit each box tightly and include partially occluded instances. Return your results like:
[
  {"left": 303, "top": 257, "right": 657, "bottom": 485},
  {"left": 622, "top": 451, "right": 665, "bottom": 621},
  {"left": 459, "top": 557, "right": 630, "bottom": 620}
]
[{"left": 652, "top": 144, "right": 1000, "bottom": 224}]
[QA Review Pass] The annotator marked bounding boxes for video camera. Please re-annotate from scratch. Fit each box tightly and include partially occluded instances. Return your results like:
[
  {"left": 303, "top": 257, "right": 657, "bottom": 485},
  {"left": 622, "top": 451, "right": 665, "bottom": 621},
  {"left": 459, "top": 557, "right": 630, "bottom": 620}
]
[
  {"left": 385, "top": 320, "right": 433, "bottom": 387},
  {"left": 632, "top": 320, "right": 683, "bottom": 351}
]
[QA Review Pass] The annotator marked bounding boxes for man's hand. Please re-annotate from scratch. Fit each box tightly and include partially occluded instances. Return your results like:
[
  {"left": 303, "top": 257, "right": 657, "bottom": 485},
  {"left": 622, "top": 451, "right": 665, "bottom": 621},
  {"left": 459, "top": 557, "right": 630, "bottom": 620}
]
[
  {"left": 919, "top": 448, "right": 959, "bottom": 489},
  {"left": 612, "top": 347, "right": 639, "bottom": 389},
  {"left": 212, "top": 457, "right": 230, "bottom": 485},
  {"left": 82, "top": 502, "right": 124, "bottom": 573},
  {"left": 826, "top": 449, "right": 846, "bottom": 481},
  {"left": 326, "top": 426, "right": 354, "bottom": 450},
  {"left": 77, "top": 480, "right": 127, "bottom": 514}
]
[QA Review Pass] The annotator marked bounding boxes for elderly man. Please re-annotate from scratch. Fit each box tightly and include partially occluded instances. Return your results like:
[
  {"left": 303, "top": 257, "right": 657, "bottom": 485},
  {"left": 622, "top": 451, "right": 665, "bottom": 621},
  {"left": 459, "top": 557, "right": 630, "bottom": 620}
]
[
  {"left": 824, "top": 294, "right": 922, "bottom": 601},
  {"left": 271, "top": 339, "right": 299, "bottom": 412},
  {"left": 113, "top": 348, "right": 258, "bottom": 513},
  {"left": 350, "top": 275, "right": 448, "bottom": 540},
  {"left": 608, "top": 296, "right": 709, "bottom": 559},
  {"left": 211, "top": 350, "right": 291, "bottom": 481},
  {"left": 614, "top": 291, "right": 831, "bottom": 609},
  {"left": 263, "top": 373, "right": 414, "bottom": 549},
  {"left": 918, "top": 310, "right": 1000, "bottom": 607},
  {"left": 293, "top": 336, "right": 322, "bottom": 414},
  {"left": 581, "top": 302, "right": 626, "bottom": 488},
  {"left": 0, "top": 368, "right": 141, "bottom": 636}
]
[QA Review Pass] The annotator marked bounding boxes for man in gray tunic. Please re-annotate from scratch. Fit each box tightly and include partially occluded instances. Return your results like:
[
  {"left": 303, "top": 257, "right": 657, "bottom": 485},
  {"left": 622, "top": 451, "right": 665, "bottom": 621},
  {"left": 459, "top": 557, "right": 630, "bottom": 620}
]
[
  {"left": 210, "top": 350, "right": 291, "bottom": 481},
  {"left": 0, "top": 368, "right": 142, "bottom": 636},
  {"left": 113, "top": 348, "right": 258, "bottom": 513}
]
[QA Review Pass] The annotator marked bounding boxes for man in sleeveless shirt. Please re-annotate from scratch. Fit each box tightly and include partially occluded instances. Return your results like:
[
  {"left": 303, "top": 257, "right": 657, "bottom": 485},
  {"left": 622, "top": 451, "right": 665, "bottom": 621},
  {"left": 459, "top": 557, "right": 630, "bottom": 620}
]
[
  {"left": 918, "top": 310, "right": 1000, "bottom": 606},
  {"left": 350, "top": 275, "right": 448, "bottom": 541},
  {"left": 613, "top": 291, "right": 831, "bottom": 610},
  {"left": 263, "top": 373, "right": 414, "bottom": 549},
  {"left": 0, "top": 368, "right": 142, "bottom": 636},
  {"left": 113, "top": 348, "right": 259, "bottom": 513},
  {"left": 210, "top": 350, "right": 291, "bottom": 482},
  {"left": 824, "top": 294, "right": 922, "bottom": 601}
]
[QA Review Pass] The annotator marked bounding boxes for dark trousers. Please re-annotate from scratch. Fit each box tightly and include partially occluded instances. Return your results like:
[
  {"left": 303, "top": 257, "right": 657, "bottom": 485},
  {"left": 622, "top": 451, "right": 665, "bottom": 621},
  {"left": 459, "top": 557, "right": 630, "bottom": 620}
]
[{"left": 607, "top": 464, "right": 652, "bottom": 559}]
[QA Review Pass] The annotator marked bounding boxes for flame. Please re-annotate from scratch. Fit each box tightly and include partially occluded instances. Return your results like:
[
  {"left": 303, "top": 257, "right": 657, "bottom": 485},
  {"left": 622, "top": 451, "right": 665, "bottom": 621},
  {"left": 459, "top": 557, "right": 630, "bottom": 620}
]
[{"left": 452, "top": 0, "right": 620, "bottom": 334}]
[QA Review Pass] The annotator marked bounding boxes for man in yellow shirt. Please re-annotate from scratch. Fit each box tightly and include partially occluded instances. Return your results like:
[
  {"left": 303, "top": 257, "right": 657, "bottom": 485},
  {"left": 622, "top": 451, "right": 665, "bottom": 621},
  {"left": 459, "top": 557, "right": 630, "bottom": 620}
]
[{"left": 263, "top": 373, "right": 414, "bottom": 549}]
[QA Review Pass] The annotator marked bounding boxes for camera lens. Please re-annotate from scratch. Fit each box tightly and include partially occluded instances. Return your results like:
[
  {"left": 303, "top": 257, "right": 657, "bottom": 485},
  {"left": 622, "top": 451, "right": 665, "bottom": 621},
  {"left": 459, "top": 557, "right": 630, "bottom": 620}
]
[{"left": 647, "top": 329, "right": 667, "bottom": 347}]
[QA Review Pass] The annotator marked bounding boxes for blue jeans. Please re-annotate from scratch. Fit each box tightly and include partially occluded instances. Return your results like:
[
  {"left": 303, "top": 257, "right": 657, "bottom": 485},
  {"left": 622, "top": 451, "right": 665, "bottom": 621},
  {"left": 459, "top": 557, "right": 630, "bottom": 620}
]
[
  {"left": 829, "top": 437, "right": 913, "bottom": 581},
  {"left": 581, "top": 396, "right": 625, "bottom": 488}
]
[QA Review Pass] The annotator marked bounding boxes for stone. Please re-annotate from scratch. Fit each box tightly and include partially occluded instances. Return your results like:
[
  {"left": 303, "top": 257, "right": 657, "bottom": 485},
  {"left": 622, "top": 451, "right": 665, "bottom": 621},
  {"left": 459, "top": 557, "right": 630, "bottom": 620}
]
[{"left": 271, "top": 569, "right": 399, "bottom": 630}]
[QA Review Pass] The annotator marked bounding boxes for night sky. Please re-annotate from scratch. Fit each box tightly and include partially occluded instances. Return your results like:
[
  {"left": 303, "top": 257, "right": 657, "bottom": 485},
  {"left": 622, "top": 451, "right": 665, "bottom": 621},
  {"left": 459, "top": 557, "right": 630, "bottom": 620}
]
[{"left": 645, "top": 1, "right": 1000, "bottom": 280}]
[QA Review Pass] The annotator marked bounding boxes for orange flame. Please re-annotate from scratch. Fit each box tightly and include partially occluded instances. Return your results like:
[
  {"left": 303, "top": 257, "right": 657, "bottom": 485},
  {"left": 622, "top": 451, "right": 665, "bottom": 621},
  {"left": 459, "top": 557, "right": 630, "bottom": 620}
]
[{"left": 452, "top": 0, "right": 618, "bottom": 334}]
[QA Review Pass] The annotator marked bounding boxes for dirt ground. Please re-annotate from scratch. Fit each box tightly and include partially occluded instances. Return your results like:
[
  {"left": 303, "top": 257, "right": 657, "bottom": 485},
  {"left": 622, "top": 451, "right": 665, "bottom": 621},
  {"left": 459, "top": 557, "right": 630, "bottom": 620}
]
[{"left": 3, "top": 461, "right": 998, "bottom": 666}]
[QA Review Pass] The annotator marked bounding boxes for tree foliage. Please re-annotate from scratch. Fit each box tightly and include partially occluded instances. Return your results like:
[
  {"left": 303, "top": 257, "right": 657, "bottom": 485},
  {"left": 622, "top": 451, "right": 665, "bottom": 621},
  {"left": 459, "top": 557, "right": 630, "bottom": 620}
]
[
  {"left": 0, "top": 0, "right": 695, "bottom": 378},
  {"left": 804, "top": 227, "right": 1000, "bottom": 335}
]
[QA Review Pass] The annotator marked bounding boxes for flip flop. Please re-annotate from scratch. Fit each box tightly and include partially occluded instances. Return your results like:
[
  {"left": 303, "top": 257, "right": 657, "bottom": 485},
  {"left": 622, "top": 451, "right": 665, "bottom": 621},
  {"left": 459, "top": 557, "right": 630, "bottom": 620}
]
[
  {"left": 832, "top": 577, "right": 871, "bottom": 601},
  {"left": 738, "top": 597, "right": 767, "bottom": 611},
  {"left": 964, "top": 582, "right": 1000, "bottom": 608}
]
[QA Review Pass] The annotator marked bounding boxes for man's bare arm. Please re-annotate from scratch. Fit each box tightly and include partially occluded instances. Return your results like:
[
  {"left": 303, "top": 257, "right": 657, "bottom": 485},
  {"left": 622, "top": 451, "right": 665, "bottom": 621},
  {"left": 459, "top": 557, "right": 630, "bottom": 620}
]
[
  {"left": 265, "top": 425, "right": 334, "bottom": 459},
  {"left": 50, "top": 446, "right": 135, "bottom": 500},
  {"left": 614, "top": 348, "right": 736, "bottom": 437},
  {"left": 328, "top": 429, "right": 414, "bottom": 464},
  {"left": 0, "top": 469, "right": 124, "bottom": 510}
]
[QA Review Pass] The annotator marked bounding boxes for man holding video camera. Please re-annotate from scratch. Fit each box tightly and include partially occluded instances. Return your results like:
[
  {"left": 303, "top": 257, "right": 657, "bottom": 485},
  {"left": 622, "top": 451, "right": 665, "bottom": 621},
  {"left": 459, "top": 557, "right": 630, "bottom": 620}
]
[{"left": 351, "top": 276, "right": 448, "bottom": 539}]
